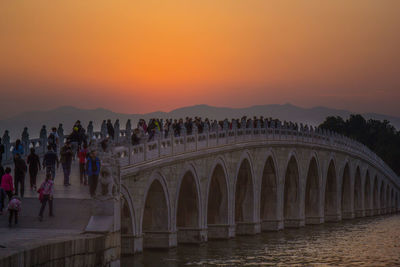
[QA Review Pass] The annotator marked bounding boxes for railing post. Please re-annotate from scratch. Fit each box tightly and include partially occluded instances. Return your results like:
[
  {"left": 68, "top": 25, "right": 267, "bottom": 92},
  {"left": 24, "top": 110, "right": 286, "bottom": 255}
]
[
  {"left": 144, "top": 139, "right": 147, "bottom": 161},
  {"left": 158, "top": 133, "right": 161, "bottom": 157}
]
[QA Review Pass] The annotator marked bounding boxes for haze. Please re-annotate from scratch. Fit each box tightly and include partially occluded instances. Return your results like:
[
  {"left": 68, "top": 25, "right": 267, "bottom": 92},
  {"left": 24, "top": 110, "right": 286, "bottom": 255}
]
[{"left": 1, "top": 0, "right": 400, "bottom": 119}]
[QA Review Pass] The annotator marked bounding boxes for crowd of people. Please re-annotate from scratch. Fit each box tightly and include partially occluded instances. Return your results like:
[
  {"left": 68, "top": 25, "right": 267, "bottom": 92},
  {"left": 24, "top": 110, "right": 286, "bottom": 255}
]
[
  {"left": 130, "top": 116, "right": 285, "bottom": 145},
  {"left": 0, "top": 116, "right": 287, "bottom": 227},
  {"left": 0, "top": 120, "right": 102, "bottom": 227}
]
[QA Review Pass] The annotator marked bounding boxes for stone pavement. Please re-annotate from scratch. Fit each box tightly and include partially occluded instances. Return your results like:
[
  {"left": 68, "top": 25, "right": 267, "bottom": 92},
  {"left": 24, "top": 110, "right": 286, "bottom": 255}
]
[
  {"left": 23, "top": 161, "right": 92, "bottom": 200},
  {"left": 0, "top": 161, "right": 95, "bottom": 260}
]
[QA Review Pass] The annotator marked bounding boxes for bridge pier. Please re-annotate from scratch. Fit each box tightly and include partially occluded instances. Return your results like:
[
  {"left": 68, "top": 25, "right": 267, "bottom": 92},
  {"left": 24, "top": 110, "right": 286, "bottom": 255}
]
[
  {"left": 143, "top": 231, "right": 177, "bottom": 249},
  {"left": 354, "top": 210, "right": 365, "bottom": 218},
  {"left": 373, "top": 208, "right": 381, "bottom": 215},
  {"left": 261, "top": 219, "right": 284, "bottom": 231},
  {"left": 122, "top": 235, "right": 143, "bottom": 254},
  {"left": 364, "top": 209, "right": 374, "bottom": 217},
  {"left": 208, "top": 224, "right": 235, "bottom": 239},
  {"left": 324, "top": 213, "right": 342, "bottom": 222},
  {"left": 305, "top": 216, "right": 324, "bottom": 225},
  {"left": 177, "top": 228, "right": 208, "bottom": 244},
  {"left": 236, "top": 222, "right": 261, "bottom": 235},
  {"left": 342, "top": 211, "right": 355, "bottom": 220},
  {"left": 284, "top": 218, "right": 305, "bottom": 228}
]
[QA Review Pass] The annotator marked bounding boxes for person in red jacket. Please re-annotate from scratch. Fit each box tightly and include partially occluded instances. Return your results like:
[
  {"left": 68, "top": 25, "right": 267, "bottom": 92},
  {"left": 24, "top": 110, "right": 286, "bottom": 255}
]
[
  {"left": 1, "top": 167, "right": 14, "bottom": 201},
  {"left": 78, "top": 144, "right": 88, "bottom": 185}
]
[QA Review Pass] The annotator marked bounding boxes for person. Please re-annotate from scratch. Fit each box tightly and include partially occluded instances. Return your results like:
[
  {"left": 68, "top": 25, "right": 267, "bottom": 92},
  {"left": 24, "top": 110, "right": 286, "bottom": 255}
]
[
  {"left": 27, "top": 148, "right": 41, "bottom": 190},
  {"left": 48, "top": 127, "right": 59, "bottom": 152},
  {"left": 68, "top": 127, "right": 80, "bottom": 159},
  {"left": 0, "top": 137, "right": 4, "bottom": 164},
  {"left": 131, "top": 129, "right": 141, "bottom": 145},
  {"left": 43, "top": 145, "right": 59, "bottom": 180},
  {"left": 12, "top": 139, "right": 24, "bottom": 158},
  {"left": 86, "top": 150, "right": 101, "bottom": 197},
  {"left": 14, "top": 153, "right": 27, "bottom": 198},
  {"left": 38, "top": 173, "right": 54, "bottom": 221},
  {"left": 1, "top": 167, "right": 13, "bottom": 202},
  {"left": 78, "top": 144, "right": 88, "bottom": 185},
  {"left": 8, "top": 194, "right": 21, "bottom": 227},
  {"left": 107, "top": 119, "right": 115, "bottom": 140},
  {"left": 0, "top": 163, "right": 5, "bottom": 214},
  {"left": 100, "top": 137, "right": 109, "bottom": 152},
  {"left": 60, "top": 142, "right": 73, "bottom": 186}
]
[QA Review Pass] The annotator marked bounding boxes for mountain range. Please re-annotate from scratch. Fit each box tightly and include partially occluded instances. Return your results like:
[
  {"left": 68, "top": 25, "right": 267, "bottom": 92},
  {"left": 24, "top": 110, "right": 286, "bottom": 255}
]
[{"left": 0, "top": 104, "right": 399, "bottom": 140}]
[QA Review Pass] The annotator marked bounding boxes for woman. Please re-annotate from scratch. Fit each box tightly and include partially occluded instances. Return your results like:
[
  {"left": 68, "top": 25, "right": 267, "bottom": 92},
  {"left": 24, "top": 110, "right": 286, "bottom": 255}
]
[
  {"left": 1, "top": 167, "right": 14, "bottom": 201},
  {"left": 38, "top": 173, "right": 54, "bottom": 221},
  {"left": 27, "top": 148, "right": 41, "bottom": 190}
]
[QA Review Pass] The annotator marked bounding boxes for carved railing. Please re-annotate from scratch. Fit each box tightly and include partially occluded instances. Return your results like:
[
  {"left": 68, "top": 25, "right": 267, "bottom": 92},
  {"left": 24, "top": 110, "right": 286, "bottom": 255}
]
[{"left": 1, "top": 119, "right": 399, "bottom": 189}]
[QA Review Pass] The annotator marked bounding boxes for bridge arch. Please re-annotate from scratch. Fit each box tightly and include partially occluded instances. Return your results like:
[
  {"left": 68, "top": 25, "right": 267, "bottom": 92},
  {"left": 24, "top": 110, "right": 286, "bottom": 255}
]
[
  {"left": 390, "top": 188, "right": 395, "bottom": 213},
  {"left": 234, "top": 152, "right": 256, "bottom": 229},
  {"left": 385, "top": 184, "right": 390, "bottom": 214},
  {"left": 304, "top": 154, "right": 322, "bottom": 224},
  {"left": 175, "top": 164, "right": 202, "bottom": 236},
  {"left": 206, "top": 157, "right": 230, "bottom": 227},
  {"left": 324, "top": 157, "right": 339, "bottom": 221},
  {"left": 283, "top": 151, "right": 301, "bottom": 227},
  {"left": 260, "top": 151, "right": 279, "bottom": 229},
  {"left": 364, "top": 170, "right": 372, "bottom": 216},
  {"left": 354, "top": 166, "right": 363, "bottom": 217},
  {"left": 379, "top": 180, "right": 386, "bottom": 214},
  {"left": 121, "top": 184, "right": 137, "bottom": 236},
  {"left": 341, "top": 162, "right": 352, "bottom": 219},
  {"left": 373, "top": 176, "right": 379, "bottom": 215},
  {"left": 141, "top": 171, "right": 171, "bottom": 234}
]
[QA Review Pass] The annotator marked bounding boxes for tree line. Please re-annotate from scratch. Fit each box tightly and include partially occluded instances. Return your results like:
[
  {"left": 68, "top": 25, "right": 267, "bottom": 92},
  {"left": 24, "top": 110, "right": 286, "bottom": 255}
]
[{"left": 319, "top": 114, "right": 400, "bottom": 176}]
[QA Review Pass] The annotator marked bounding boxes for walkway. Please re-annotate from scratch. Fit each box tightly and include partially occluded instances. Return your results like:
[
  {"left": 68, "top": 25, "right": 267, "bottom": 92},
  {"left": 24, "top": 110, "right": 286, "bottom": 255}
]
[{"left": 0, "top": 161, "right": 94, "bottom": 260}]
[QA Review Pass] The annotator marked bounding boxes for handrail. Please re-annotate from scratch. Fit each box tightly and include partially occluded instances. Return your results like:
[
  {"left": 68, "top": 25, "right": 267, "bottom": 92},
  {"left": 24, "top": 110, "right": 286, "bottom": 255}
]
[{"left": 1, "top": 120, "right": 398, "bottom": 188}]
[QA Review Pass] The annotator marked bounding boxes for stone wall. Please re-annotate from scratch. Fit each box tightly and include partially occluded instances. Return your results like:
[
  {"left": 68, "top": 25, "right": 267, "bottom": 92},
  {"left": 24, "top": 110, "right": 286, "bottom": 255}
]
[{"left": 0, "top": 232, "right": 120, "bottom": 267}]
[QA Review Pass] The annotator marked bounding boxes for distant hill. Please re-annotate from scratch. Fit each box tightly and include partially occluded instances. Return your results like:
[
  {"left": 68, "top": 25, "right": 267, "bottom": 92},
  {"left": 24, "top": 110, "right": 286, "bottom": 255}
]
[{"left": 0, "top": 104, "right": 399, "bottom": 140}]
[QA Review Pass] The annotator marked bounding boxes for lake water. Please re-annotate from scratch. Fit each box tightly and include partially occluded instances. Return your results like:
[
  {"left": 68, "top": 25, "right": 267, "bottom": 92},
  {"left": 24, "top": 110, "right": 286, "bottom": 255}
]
[{"left": 122, "top": 214, "right": 400, "bottom": 266}]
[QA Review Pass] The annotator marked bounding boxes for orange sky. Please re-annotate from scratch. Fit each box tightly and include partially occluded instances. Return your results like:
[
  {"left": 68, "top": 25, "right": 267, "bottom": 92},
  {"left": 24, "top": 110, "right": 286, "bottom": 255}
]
[{"left": 1, "top": 0, "right": 400, "bottom": 117}]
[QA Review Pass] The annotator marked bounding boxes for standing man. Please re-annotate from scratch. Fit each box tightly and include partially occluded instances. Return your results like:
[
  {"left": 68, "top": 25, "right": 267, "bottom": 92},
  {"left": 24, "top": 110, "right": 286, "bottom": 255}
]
[
  {"left": 86, "top": 150, "right": 100, "bottom": 197},
  {"left": 60, "top": 141, "right": 73, "bottom": 186},
  {"left": 48, "top": 127, "right": 59, "bottom": 152},
  {"left": 27, "top": 148, "right": 41, "bottom": 191},
  {"left": 43, "top": 145, "right": 59, "bottom": 180},
  {"left": 14, "top": 154, "right": 27, "bottom": 198},
  {"left": 106, "top": 120, "right": 115, "bottom": 140}
]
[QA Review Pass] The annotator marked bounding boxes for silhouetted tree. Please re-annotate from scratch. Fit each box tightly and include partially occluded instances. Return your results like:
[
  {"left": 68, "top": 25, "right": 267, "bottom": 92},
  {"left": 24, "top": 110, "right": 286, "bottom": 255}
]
[{"left": 320, "top": 115, "right": 400, "bottom": 176}]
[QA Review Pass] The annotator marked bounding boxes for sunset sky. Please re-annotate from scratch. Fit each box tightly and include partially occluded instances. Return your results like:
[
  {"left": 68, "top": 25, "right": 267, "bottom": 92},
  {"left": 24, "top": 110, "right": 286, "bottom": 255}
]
[{"left": 1, "top": 0, "right": 400, "bottom": 118}]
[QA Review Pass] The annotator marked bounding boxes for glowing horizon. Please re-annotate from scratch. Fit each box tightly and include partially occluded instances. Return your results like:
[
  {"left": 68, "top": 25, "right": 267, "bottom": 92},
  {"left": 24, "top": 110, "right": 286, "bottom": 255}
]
[{"left": 1, "top": 0, "right": 400, "bottom": 118}]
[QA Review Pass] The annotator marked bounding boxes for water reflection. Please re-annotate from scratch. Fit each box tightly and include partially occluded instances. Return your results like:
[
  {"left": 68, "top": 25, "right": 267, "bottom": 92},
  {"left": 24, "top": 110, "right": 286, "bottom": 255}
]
[{"left": 123, "top": 215, "right": 400, "bottom": 266}]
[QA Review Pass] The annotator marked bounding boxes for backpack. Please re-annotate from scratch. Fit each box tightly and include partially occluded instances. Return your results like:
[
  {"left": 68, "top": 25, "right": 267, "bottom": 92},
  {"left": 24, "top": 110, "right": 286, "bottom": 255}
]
[{"left": 48, "top": 133, "right": 56, "bottom": 145}]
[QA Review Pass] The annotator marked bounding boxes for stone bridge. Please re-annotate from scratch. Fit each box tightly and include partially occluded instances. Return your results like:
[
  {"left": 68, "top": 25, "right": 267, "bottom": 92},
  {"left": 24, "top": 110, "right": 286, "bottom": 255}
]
[
  {"left": 113, "top": 123, "right": 400, "bottom": 254},
  {"left": 1, "top": 119, "right": 399, "bottom": 259}
]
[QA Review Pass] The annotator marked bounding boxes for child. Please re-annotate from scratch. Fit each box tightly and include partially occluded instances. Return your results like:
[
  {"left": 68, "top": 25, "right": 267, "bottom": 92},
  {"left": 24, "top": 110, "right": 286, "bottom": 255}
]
[
  {"left": 38, "top": 173, "right": 54, "bottom": 221},
  {"left": 8, "top": 194, "right": 21, "bottom": 227},
  {"left": 1, "top": 167, "right": 14, "bottom": 201}
]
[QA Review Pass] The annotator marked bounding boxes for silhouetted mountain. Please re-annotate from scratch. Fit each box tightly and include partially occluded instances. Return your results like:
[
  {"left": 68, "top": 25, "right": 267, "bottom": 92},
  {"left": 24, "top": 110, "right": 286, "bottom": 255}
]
[{"left": 0, "top": 104, "right": 399, "bottom": 139}]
